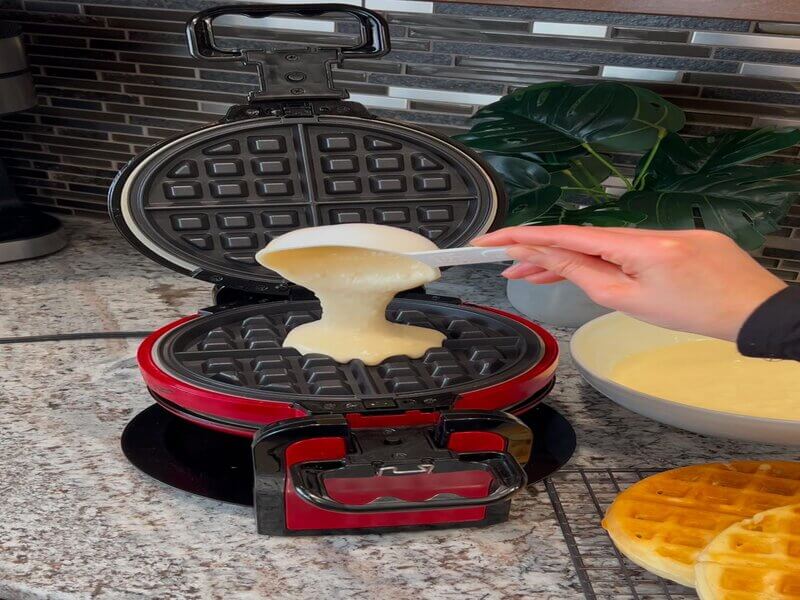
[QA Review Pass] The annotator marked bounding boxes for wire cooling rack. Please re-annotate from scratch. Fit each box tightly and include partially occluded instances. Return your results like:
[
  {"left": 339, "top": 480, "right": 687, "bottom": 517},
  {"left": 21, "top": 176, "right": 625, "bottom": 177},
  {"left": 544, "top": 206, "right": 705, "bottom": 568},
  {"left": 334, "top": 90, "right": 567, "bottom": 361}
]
[{"left": 544, "top": 469, "right": 698, "bottom": 600}]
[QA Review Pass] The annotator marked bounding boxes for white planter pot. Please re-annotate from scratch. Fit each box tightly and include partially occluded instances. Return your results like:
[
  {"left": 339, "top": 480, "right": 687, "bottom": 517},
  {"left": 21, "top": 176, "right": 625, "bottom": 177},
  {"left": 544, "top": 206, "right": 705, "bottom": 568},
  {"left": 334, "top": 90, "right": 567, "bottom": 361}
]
[{"left": 507, "top": 278, "right": 612, "bottom": 328}]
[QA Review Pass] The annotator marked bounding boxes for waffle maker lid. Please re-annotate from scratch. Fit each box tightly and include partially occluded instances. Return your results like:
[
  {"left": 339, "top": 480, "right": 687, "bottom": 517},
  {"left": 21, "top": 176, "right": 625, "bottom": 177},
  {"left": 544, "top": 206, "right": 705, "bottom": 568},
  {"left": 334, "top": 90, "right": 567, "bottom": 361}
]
[{"left": 109, "top": 4, "right": 507, "bottom": 293}]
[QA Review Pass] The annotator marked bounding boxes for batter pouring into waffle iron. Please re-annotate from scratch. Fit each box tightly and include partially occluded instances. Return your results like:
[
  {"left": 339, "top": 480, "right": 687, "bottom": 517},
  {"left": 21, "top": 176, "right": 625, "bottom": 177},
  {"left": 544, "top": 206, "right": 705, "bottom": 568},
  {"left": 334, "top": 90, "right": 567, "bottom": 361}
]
[{"left": 256, "top": 224, "right": 448, "bottom": 365}]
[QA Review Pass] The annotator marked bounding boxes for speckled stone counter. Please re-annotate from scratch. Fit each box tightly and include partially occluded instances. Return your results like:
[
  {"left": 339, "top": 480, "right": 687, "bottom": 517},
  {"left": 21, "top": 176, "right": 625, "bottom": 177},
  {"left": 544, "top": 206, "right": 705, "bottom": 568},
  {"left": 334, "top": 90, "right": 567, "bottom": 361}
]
[{"left": 1, "top": 218, "right": 797, "bottom": 600}]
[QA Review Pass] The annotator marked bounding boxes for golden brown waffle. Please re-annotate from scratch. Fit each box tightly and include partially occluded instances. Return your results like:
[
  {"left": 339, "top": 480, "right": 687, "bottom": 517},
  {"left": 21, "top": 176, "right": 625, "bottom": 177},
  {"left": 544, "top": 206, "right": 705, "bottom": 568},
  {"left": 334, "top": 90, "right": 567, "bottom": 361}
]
[
  {"left": 602, "top": 461, "right": 800, "bottom": 587},
  {"left": 695, "top": 503, "right": 800, "bottom": 600}
]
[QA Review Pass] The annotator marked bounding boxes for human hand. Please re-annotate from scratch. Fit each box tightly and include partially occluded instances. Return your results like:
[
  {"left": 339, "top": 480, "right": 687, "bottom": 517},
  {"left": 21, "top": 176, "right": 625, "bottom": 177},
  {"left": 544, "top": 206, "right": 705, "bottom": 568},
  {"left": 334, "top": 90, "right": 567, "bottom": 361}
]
[{"left": 473, "top": 226, "right": 787, "bottom": 341}]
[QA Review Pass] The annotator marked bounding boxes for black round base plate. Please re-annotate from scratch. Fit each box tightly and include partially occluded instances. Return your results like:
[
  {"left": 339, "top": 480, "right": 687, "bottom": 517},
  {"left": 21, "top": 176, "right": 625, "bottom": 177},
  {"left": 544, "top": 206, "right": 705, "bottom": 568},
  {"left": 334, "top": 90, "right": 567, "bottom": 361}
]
[{"left": 121, "top": 403, "right": 577, "bottom": 506}]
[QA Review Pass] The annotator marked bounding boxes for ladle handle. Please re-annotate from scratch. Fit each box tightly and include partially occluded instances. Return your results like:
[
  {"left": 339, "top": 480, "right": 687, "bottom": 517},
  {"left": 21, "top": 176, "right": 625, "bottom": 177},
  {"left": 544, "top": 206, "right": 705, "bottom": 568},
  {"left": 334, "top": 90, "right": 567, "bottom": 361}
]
[{"left": 408, "top": 246, "right": 514, "bottom": 268}]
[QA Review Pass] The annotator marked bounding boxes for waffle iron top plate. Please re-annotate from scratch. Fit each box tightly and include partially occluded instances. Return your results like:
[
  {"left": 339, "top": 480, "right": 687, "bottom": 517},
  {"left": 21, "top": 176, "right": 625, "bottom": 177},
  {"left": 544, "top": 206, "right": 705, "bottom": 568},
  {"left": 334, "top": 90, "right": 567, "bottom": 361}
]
[
  {"left": 111, "top": 116, "right": 502, "bottom": 292},
  {"left": 109, "top": 4, "right": 505, "bottom": 294}
]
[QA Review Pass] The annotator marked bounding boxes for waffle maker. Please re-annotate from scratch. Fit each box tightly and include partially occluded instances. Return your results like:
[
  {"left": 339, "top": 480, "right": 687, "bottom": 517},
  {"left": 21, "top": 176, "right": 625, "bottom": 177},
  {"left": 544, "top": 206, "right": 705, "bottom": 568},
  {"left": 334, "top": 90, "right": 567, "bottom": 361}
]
[{"left": 110, "top": 4, "right": 575, "bottom": 536}]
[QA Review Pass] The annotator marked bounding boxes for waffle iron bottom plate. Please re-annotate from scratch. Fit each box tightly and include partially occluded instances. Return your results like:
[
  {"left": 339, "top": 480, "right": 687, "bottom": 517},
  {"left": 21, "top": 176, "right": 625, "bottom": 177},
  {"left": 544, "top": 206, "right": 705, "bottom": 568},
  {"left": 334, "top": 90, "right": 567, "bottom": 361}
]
[
  {"left": 143, "top": 298, "right": 559, "bottom": 429},
  {"left": 122, "top": 402, "right": 576, "bottom": 506}
]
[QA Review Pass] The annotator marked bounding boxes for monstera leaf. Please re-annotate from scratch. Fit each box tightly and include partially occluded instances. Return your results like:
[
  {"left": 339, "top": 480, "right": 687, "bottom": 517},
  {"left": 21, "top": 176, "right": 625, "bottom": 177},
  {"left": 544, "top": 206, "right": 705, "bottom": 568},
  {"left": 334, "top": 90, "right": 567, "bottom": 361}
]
[
  {"left": 456, "top": 114, "right": 580, "bottom": 153},
  {"left": 482, "top": 152, "right": 551, "bottom": 197},
  {"left": 522, "top": 204, "right": 646, "bottom": 227},
  {"left": 656, "top": 165, "right": 800, "bottom": 198},
  {"left": 482, "top": 151, "right": 616, "bottom": 226},
  {"left": 481, "top": 153, "right": 563, "bottom": 224},
  {"left": 497, "top": 146, "right": 589, "bottom": 168},
  {"left": 455, "top": 82, "right": 684, "bottom": 153},
  {"left": 638, "top": 128, "right": 800, "bottom": 188},
  {"left": 506, "top": 187, "right": 564, "bottom": 225},
  {"left": 482, "top": 150, "right": 611, "bottom": 204},
  {"left": 618, "top": 190, "right": 793, "bottom": 250},
  {"left": 625, "top": 129, "right": 800, "bottom": 249},
  {"left": 620, "top": 164, "right": 800, "bottom": 249},
  {"left": 546, "top": 154, "right": 612, "bottom": 193}
]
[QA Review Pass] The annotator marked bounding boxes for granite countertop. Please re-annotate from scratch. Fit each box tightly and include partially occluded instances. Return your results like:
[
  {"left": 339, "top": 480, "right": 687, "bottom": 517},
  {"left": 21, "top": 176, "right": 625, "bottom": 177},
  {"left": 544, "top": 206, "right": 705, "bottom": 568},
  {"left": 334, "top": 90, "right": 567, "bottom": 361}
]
[{"left": 1, "top": 217, "right": 797, "bottom": 600}]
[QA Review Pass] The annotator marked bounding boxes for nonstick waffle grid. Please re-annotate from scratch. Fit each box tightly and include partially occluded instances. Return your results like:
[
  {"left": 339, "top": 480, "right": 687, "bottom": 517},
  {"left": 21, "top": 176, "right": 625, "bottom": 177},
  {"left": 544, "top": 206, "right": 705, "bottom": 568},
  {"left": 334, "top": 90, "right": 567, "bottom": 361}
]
[
  {"left": 117, "top": 116, "right": 499, "bottom": 289},
  {"left": 155, "top": 298, "right": 543, "bottom": 405},
  {"left": 546, "top": 469, "right": 697, "bottom": 600}
]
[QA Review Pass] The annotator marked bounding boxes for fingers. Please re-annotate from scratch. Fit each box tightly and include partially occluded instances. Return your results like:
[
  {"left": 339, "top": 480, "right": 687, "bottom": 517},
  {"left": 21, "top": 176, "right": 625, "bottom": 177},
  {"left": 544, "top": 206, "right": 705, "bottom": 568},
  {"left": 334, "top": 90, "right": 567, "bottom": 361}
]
[
  {"left": 473, "top": 225, "right": 673, "bottom": 261},
  {"left": 476, "top": 225, "right": 675, "bottom": 247},
  {"left": 501, "top": 262, "right": 546, "bottom": 279},
  {"left": 505, "top": 245, "right": 632, "bottom": 295},
  {"left": 505, "top": 245, "right": 543, "bottom": 262},
  {"left": 521, "top": 271, "right": 565, "bottom": 284},
  {"left": 501, "top": 261, "right": 564, "bottom": 284}
]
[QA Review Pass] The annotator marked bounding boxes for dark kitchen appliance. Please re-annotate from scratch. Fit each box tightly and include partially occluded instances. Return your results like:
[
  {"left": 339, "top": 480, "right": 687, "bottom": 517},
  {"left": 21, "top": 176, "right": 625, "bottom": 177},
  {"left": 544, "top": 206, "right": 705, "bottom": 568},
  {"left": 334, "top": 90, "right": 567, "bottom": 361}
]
[
  {"left": 111, "top": 4, "right": 575, "bottom": 535},
  {"left": 0, "top": 23, "right": 67, "bottom": 263}
]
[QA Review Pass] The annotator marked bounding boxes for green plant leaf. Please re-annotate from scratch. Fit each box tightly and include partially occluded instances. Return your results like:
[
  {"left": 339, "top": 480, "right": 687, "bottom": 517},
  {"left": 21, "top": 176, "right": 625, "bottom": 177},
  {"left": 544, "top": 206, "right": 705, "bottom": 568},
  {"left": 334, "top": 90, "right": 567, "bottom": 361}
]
[
  {"left": 618, "top": 187, "right": 798, "bottom": 250},
  {"left": 457, "top": 81, "right": 684, "bottom": 153},
  {"left": 547, "top": 154, "right": 613, "bottom": 191},
  {"left": 639, "top": 128, "right": 800, "bottom": 187},
  {"left": 481, "top": 149, "right": 610, "bottom": 194},
  {"left": 521, "top": 204, "right": 646, "bottom": 227},
  {"left": 689, "top": 128, "right": 800, "bottom": 171},
  {"left": 502, "top": 146, "right": 590, "bottom": 168},
  {"left": 453, "top": 114, "right": 581, "bottom": 153},
  {"left": 658, "top": 165, "right": 800, "bottom": 198},
  {"left": 629, "top": 134, "right": 800, "bottom": 248},
  {"left": 505, "top": 187, "right": 563, "bottom": 225},
  {"left": 481, "top": 152, "right": 553, "bottom": 199},
  {"left": 480, "top": 153, "right": 563, "bottom": 224},
  {"left": 478, "top": 148, "right": 612, "bottom": 203}
]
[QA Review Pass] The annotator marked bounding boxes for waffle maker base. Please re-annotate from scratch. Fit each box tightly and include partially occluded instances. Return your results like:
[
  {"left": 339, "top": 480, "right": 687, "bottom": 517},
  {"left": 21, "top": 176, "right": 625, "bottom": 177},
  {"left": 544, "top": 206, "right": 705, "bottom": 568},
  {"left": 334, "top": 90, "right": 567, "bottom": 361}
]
[
  {"left": 128, "top": 293, "right": 566, "bottom": 535},
  {"left": 122, "top": 401, "right": 576, "bottom": 519}
]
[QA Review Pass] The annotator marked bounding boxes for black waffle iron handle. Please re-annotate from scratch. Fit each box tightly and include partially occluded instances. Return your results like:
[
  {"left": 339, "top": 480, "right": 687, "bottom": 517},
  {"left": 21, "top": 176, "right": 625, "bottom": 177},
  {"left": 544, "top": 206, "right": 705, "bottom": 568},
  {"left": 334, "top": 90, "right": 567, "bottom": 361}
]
[
  {"left": 187, "top": 4, "right": 390, "bottom": 60},
  {"left": 252, "top": 411, "right": 531, "bottom": 535},
  {"left": 186, "top": 4, "right": 390, "bottom": 101}
]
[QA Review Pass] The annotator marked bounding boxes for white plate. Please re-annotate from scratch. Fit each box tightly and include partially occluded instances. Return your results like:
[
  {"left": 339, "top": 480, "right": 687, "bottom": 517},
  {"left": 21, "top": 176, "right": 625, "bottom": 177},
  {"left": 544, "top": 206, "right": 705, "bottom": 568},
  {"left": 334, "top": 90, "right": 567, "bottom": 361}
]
[{"left": 570, "top": 312, "right": 800, "bottom": 445}]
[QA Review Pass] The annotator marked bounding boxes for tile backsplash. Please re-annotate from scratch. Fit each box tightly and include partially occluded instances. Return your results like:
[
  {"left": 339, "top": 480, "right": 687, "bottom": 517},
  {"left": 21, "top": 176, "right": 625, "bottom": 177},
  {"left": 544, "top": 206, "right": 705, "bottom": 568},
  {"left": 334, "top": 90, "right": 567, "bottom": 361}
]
[{"left": 2, "top": 0, "right": 800, "bottom": 281}]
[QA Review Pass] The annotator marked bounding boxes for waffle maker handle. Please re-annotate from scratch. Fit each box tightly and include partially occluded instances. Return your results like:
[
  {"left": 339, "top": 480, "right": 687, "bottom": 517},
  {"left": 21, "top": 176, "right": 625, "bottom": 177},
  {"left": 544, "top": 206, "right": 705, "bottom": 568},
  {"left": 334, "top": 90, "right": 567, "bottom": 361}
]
[
  {"left": 187, "top": 4, "right": 390, "bottom": 61},
  {"left": 290, "top": 451, "right": 525, "bottom": 511},
  {"left": 252, "top": 411, "right": 532, "bottom": 535},
  {"left": 186, "top": 4, "right": 389, "bottom": 102}
]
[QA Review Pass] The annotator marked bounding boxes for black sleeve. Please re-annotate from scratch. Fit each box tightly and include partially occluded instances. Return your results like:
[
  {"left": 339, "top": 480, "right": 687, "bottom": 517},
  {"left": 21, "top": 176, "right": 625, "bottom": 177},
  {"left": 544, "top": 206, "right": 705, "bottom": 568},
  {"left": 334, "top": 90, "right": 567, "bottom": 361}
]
[{"left": 737, "top": 286, "right": 800, "bottom": 361}]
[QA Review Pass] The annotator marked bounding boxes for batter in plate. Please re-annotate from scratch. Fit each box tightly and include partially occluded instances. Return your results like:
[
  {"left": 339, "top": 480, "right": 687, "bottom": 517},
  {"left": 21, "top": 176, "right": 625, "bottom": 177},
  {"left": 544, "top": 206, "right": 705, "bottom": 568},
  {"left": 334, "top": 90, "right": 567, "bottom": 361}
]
[
  {"left": 610, "top": 339, "right": 800, "bottom": 420},
  {"left": 259, "top": 246, "right": 445, "bottom": 365}
]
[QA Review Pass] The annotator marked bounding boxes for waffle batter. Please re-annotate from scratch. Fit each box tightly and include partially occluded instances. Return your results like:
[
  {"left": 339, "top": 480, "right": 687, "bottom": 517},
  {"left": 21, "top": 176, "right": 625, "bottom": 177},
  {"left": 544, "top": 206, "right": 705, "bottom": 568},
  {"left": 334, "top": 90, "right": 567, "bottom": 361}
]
[
  {"left": 260, "top": 246, "right": 445, "bottom": 365},
  {"left": 611, "top": 339, "right": 800, "bottom": 420}
]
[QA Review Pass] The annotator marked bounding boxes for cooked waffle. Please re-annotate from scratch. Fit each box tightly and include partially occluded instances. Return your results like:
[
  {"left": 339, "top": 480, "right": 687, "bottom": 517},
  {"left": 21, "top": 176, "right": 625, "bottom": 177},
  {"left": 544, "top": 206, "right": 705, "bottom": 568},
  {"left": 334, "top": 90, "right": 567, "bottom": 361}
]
[
  {"left": 695, "top": 503, "right": 800, "bottom": 599},
  {"left": 602, "top": 461, "right": 800, "bottom": 587}
]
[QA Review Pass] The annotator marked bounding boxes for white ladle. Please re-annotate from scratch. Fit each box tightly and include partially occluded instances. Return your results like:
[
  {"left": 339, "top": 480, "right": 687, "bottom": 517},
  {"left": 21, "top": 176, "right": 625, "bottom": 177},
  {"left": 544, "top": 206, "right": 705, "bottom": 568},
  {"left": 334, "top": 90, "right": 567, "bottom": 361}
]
[{"left": 256, "top": 223, "right": 511, "bottom": 268}]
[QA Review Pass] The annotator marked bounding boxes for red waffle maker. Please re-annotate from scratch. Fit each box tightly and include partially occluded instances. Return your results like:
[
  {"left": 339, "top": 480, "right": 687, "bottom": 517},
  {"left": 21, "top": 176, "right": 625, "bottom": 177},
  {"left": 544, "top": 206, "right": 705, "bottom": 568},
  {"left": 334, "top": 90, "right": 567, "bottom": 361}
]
[{"left": 110, "top": 4, "right": 572, "bottom": 536}]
